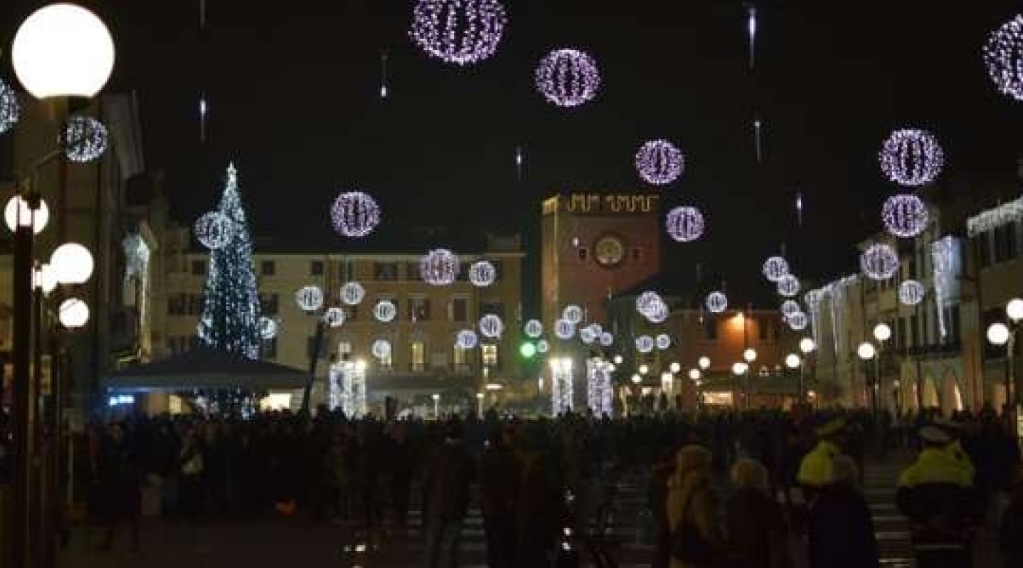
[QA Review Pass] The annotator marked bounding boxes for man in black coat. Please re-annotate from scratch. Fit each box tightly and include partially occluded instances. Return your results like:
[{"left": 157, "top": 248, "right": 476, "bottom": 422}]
[
  {"left": 423, "top": 418, "right": 476, "bottom": 568},
  {"left": 479, "top": 426, "right": 520, "bottom": 568}
]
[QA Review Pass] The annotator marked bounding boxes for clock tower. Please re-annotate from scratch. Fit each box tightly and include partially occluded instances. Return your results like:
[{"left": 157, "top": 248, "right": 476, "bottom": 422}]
[{"left": 540, "top": 192, "right": 662, "bottom": 332}]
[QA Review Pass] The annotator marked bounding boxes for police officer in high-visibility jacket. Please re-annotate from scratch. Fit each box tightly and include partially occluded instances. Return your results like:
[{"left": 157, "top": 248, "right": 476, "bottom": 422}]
[
  {"left": 796, "top": 417, "right": 847, "bottom": 500},
  {"left": 896, "top": 425, "right": 980, "bottom": 568}
]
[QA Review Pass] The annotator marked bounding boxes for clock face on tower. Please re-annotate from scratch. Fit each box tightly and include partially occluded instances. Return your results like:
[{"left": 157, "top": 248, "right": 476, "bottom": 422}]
[{"left": 594, "top": 235, "right": 625, "bottom": 267}]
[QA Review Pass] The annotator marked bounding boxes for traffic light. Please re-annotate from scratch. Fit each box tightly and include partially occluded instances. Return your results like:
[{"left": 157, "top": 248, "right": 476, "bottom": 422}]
[{"left": 519, "top": 341, "right": 537, "bottom": 359}]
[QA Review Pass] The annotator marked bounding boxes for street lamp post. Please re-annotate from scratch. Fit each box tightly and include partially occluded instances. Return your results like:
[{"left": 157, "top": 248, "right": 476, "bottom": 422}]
[
  {"left": 857, "top": 342, "right": 878, "bottom": 417},
  {"left": 785, "top": 353, "right": 801, "bottom": 406},
  {"left": 987, "top": 298, "right": 1023, "bottom": 432},
  {"left": 731, "top": 362, "right": 748, "bottom": 409},
  {"left": 432, "top": 393, "right": 441, "bottom": 420},
  {"left": 873, "top": 323, "right": 892, "bottom": 414},
  {"left": 743, "top": 348, "right": 757, "bottom": 410},
  {"left": 476, "top": 392, "right": 485, "bottom": 419},
  {"left": 798, "top": 337, "right": 816, "bottom": 405}
]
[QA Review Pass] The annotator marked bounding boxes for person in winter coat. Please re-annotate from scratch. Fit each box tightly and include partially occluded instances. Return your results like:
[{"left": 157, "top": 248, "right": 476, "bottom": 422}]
[
  {"left": 479, "top": 426, "right": 521, "bottom": 568},
  {"left": 95, "top": 422, "right": 142, "bottom": 552},
  {"left": 422, "top": 418, "right": 476, "bottom": 568},
  {"left": 665, "top": 444, "right": 724, "bottom": 568},
  {"left": 649, "top": 447, "right": 678, "bottom": 568},
  {"left": 797, "top": 417, "right": 846, "bottom": 498},
  {"left": 725, "top": 459, "right": 792, "bottom": 568},
  {"left": 807, "top": 455, "right": 878, "bottom": 568}
]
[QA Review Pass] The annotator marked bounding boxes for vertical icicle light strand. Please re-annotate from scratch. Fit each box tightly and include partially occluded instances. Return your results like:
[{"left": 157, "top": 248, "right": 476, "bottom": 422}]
[
  {"left": 931, "top": 236, "right": 956, "bottom": 338},
  {"left": 380, "top": 51, "right": 389, "bottom": 99},
  {"left": 747, "top": 5, "right": 757, "bottom": 70},
  {"left": 753, "top": 115, "right": 763, "bottom": 163}
]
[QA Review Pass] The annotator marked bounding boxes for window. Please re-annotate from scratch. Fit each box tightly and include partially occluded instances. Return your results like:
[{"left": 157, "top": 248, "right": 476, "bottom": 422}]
[
  {"left": 491, "top": 260, "right": 503, "bottom": 281},
  {"left": 411, "top": 341, "right": 425, "bottom": 372},
  {"left": 1007, "top": 224, "right": 1019, "bottom": 260},
  {"left": 338, "top": 341, "right": 353, "bottom": 360},
  {"left": 452, "top": 297, "right": 468, "bottom": 322},
  {"left": 263, "top": 337, "right": 278, "bottom": 359},
  {"left": 261, "top": 260, "right": 275, "bottom": 275},
  {"left": 758, "top": 318, "right": 770, "bottom": 341},
  {"left": 907, "top": 257, "right": 917, "bottom": 280},
  {"left": 703, "top": 317, "right": 718, "bottom": 341},
  {"left": 191, "top": 260, "right": 206, "bottom": 275},
  {"left": 408, "top": 297, "right": 431, "bottom": 321},
  {"left": 310, "top": 260, "right": 324, "bottom": 276},
  {"left": 482, "top": 344, "right": 498, "bottom": 368},
  {"left": 896, "top": 317, "right": 906, "bottom": 350},
  {"left": 168, "top": 294, "right": 186, "bottom": 316},
  {"left": 949, "top": 305, "right": 961, "bottom": 345},
  {"left": 187, "top": 294, "right": 204, "bottom": 315},
  {"left": 578, "top": 247, "right": 588, "bottom": 261},
  {"left": 405, "top": 262, "right": 420, "bottom": 281},
  {"left": 374, "top": 262, "right": 398, "bottom": 281},
  {"left": 453, "top": 345, "right": 467, "bottom": 368},
  {"left": 921, "top": 307, "right": 930, "bottom": 347}
]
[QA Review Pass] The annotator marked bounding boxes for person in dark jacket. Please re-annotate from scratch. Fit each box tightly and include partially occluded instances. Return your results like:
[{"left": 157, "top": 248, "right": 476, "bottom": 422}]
[
  {"left": 96, "top": 421, "right": 142, "bottom": 552},
  {"left": 479, "top": 426, "right": 521, "bottom": 568},
  {"left": 807, "top": 454, "right": 878, "bottom": 568},
  {"left": 725, "top": 459, "right": 792, "bottom": 568},
  {"left": 648, "top": 447, "right": 676, "bottom": 568},
  {"left": 422, "top": 418, "right": 476, "bottom": 568},
  {"left": 999, "top": 466, "right": 1023, "bottom": 567}
]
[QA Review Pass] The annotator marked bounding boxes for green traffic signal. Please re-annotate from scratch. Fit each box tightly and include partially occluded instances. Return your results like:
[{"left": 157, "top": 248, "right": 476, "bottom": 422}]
[{"left": 519, "top": 341, "right": 537, "bottom": 359}]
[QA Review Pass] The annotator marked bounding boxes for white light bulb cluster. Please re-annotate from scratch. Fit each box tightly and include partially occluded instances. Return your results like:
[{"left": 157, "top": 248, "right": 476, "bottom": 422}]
[
  {"left": 194, "top": 210, "right": 235, "bottom": 250},
  {"left": 636, "top": 139, "right": 684, "bottom": 185},
  {"left": 882, "top": 194, "right": 929, "bottom": 238},
  {"left": 966, "top": 195, "right": 1023, "bottom": 237},
  {"left": 535, "top": 48, "right": 600, "bottom": 107},
  {"left": 599, "top": 332, "right": 614, "bottom": 346},
  {"left": 777, "top": 274, "right": 800, "bottom": 297},
  {"left": 420, "top": 248, "right": 459, "bottom": 286},
  {"left": 786, "top": 311, "right": 808, "bottom": 331},
  {"left": 984, "top": 15, "right": 1023, "bottom": 101},
  {"left": 635, "top": 335, "right": 655, "bottom": 353},
  {"left": 781, "top": 299, "right": 801, "bottom": 318},
  {"left": 580, "top": 326, "right": 597, "bottom": 344},
  {"left": 586, "top": 358, "right": 613, "bottom": 417},
  {"left": 479, "top": 313, "right": 503, "bottom": 338},
  {"left": 524, "top": 319, "right": 543, "bottom": 338},
  {"left": 469, "top": 260, "right": 496, "bottom": 287},
  {"left": 340, "top": 281, "right": 365, "bottom": 305},
  {"left": 706, "top": 291, "right": 728, "bottom": 314},
  {"left": 554, "top": 318, "right": 576, "bottom": 340},
  {"left": 330, "top": 191, "right": 381, "bottom": 238},
  {"left": 374, "top": 300, "right": 397, "bottom": 323},
  {"left": 860, "top": 243, "right": 899, "bottom": 281},
  {"left": 64, "top": 115, "right": 107, "bottom": 163},
  {"left": 323, "top": 307, "right": 345, "bottom": 328},
  {"left": 762, "top": 256, "right": 789, "bottom": 282},
  {"left": 372, "top": 339, "right": 392, "bottom": 359},
  {"left": 258, "top": 316, "right": 277, "bottom": 340},
  {"left": 0, "top": 80, "right": 20, "bottom": 134},
  {"left": 562, "top": 304, "right": 583, "bottom": 324},
  {"left": 295, "top": 285, "right": 324, "bottom": 312},
  {"left": 655, "top": 333, "right": 671, "bottom": 350},
  {"left": 409, "top": 0, "right": 507, "bottom": 65},
  {"left": 637, "top": 291, "right": 670, "bottom": 323},
  {"left": 665, "top": 206, "right": 704, "bottom": 242},
  {"left": 898, "top": 279, "right": 925, "bottom": 306},
  {"left": 456, "top": 329, "right": 478, "bottom": 349},
  {"left": 879, "top": 128, "right": 944, "bottom": 187}
]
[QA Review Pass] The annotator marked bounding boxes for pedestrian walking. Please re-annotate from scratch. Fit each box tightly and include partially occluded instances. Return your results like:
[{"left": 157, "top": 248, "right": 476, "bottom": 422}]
[
  {"left": 422, "top": 418, "right": 476, "bottom": 568},
  {"left": 806, "top": 455, "right": 877, "bottom": 568}
]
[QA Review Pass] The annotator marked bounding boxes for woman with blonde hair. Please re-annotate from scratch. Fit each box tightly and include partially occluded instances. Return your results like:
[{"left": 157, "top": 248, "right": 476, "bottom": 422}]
[
  {"left": 725, "top": 459, "right": 792, "bottom": 568},
  {"left": 666, "top": 444, "right": 724, "bottom": 568}
]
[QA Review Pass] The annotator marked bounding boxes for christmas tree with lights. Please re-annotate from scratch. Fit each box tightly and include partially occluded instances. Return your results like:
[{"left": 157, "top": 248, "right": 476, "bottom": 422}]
[{"left": 197, "top": 163, "right": 262, "bottom": 360}]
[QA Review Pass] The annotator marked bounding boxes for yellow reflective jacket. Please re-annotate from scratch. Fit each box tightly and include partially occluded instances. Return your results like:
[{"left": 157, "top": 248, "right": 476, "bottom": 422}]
[
  {"left": 797, "top": 440, "right": 840, "bottom": 487},
  {"left": 945, "top": 440, "right": 976, "bottom": 479},
  {"left": 898, "top": 447, "right": 974, "bottom": 488}
]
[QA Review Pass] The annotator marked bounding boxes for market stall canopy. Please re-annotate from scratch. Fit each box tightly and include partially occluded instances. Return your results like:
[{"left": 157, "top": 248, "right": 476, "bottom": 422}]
[{"left": 103, "top": 348, "right": 309, "bottom": 392}]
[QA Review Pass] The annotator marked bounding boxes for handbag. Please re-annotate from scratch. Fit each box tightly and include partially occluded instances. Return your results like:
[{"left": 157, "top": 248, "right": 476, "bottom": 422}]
[{"left": 670, "top": 487, "right": 717, "bottom": 564}]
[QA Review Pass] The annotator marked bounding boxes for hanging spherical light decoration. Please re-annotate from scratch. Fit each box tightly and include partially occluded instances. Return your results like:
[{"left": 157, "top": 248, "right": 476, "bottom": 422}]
[
  {"left": 706, "top": 291, "right": 728, "bottom": 314},
  {"left": 372, "top": 339, "right": 392, "bottom": 359},
  {"left": 562, "top": 304, "right": 583, "bottom": 324},
  {"left": 193, "top": 210, "right": 235, "bottom": 250},
  {"left": 781, "top": 300, "right": 801, "bottom": 318},
  {"left": 899, "top": 279, "right": 926, "bottom": 306},
  {"left": 0, "top": 80, "right": 20, "bottom": 134},
  {"left": 636, "top": 291, "right": 664, "bottom": 316},
  {"left": 537, "top": 339, "right": 549, "bottom": 353},
  {"left": 479, "top": 314, "right": 503, "bottom": 338},
  {"left": 636, "top": 139, "right": 684, "bottom": 185},
  {"left": 524, "top": 319, "right": 543, "bottom": 338},
  {"left": 456, "top": 329, "right": 478, "bottom": 349},
  {"left": 882, "top": 194, "right": 929, "bottom": 238},
  {"left": 258, "top": 316, "right": 277, "bottom": 340},
  {"left": 656, "top": 334, "right": 671, "bottom": 350},
  {"left": 535, "top": 48, "right": 600, "bottom": 108},
  {"left": 777, "top": 274, "right": 801, "bottom": 298},
  {"left": 762, "top": 256, "right": 789, "bottom": 282},
  {"left": 635, "top": 335, "right": 655, "bottom": 353},
  {"left": 579, "top": 326, "right": 597, "bottom": 344},
  {"left": 786, "top": 311, "right": 808, "bottom": 331},
  {"left": 330, "top": 191, "right": 381, "bottom": 238},
  {"left": 599, "top": 332, "right": 614, "bottom": 346},
  {"left": 644, "top": 300, "right": 670, "bottom": 323},
  {"left": 63, "top": 115, "right": 107, "bottom": 163},
  {"left": 860, "top": 243, "right": 900, "bottom": 281},
  {"left": 409, "top": 0, "right": 507, "bottom": 66},
  {"left": 295, "top": 285, "right": 324, "bottom": 312},
  {"left": 374, "top": 300, "right": 397, "bottom": 323},
  {"left": 322, "top": 307, "right": 345, "bottom": 328},
  {"left": 554, "top": 318, "right": 575, "bottom": 340},
  {"left": 665, "top": 206, "right": 704, "bottom": 242},
  {"left": 878, "top": 128, "right": 944, "bottom": 187},
  {"left": 340, "top": 282, "right": 365, "bottom": 305},
  {"left": 468, "top": 260, "right": 496, "bottom": 287},
  {"left": 984, "top": 15, "right": 1023, "bottom": 101},
  {"left": 586, "top": 323, "right": 603, "bottom": 336},
  {"left": 420, "top": 248, "right": 459, "bottom": 286}
]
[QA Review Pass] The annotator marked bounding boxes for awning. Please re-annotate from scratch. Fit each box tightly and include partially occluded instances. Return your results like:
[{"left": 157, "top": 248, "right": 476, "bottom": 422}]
[{"left": 103, "top": 348, "right": 310, "bottom": 392}]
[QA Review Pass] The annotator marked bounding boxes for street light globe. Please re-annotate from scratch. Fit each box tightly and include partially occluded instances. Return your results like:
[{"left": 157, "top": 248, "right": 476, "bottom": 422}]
[
  {"left": 857, "top": 342, "right": 876, "bottom": 360},
  {"left": 743, "top": 348, "right": 757, "bottom": 363},
  {"left": 638, "top": 364, "right": 649, "bottom": 375},
  {"left": 799, "top": 337, "right": 816, "bottom": 354},
  {"left": 34, "top": 263, "right": 58, "bottom": 294},
  {"left": 688, "top": 369, "right": 701, "bottom": 381},
  {"left": 669, "top": 362, "right": 681, "bottom": 374},
  {"left": 355, "top": 359, "right": 367, "bottom": 372},
  {"left": 873, "top": 322, "right": 892, "bottom": 342},
  {"left": 431, "top": 393, "right": 440, "bottom": 401},
  {"left": 785, "top": 353, "right": 801, "bottom": 369},
  {"left": 58, "top": 297, "right": 89, "bottom": 328},
  {"left": 630, "top": 373, "right": 642, "bottom": 384},
  {"left": 1007, "top": 298, "right": 1023, "bottom": 323},
  {"left": 50, "top": 242, "right": 93, "bottom": 284},
  {"left": 732, "top": 362, "right": 748, "bottom": 376},
  {"left": 12, "top": 3, "right": 115, "bottom": 99},
  {"left": 613, "top": 355, "right": 623, "bottom": 365},
  {"left": 698, "top": 356, "right": 710, "bottom": 370},
  {"left": 476, "top": 392, "right": 484, "bottom": 400},
  {"left": 4, "top": 195, "right": 49, "bottom": 234},
  {"left": 987, "top": 322, "right": 1011, "bottom": 347}
]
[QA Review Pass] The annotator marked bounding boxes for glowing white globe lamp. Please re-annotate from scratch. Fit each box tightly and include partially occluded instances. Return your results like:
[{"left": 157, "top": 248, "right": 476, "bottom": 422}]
[
  {"left": 4, "top": 196, "right": 49, "bottom": 234},
  {"left": 638, "top": 364, "right": 649, "bottom": 375},
  {"left": 873, "top": 322, "right": 892, "bottom": 343},
  {"left": 857, "top": 342, "right": 876, "bottom": 360},
  {"left": 1007, "top": 298, "right": 1023, "bottom": 323},
  {"left": 630, "top": 373, "right": 642, "bottom": 384},
  {"left": 50, "top": 242, "right": 93, "bottom": 284},
  {"left": 743, "top": 348, "right": 757, "bottom": 363},
  {"left": 669, "top": 362, "right": 681, "bottom": 374},
  {"left": 613, "top": 355, "right": 623, "bottom": 365},
  {"left": 799, "top": 337, "right": 816, "bottom": 354},
  {"left": 732, "top": 362, "right": 748, "bottom": 376},
  {"left": 698, "top": 356, "right": 710, "bottom": 370},
  {"left": 987, "top": 322, "right": 1011, "bottom": 346},
  {"left": 58, "top": 297, "right": 89, "bottom": 328},
  {"left": 785, "top": 353, "right": 801, "bottom": 369},
  {"left": 688, "top": 369, "right": 701, "bottom": 381}
]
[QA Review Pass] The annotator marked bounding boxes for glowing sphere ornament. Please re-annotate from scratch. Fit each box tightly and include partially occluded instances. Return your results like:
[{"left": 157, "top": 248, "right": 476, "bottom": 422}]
[
  {"left": 535, "top": 48, "right": 600, "bottom": 108},
  {"left": 323, "top": 307, "right": 345, "bottom": 328},
  {"left": 479, "top": 314, "right": 503, "bottom": 338},
  {"left": 372, "top": 339, "right": 392, "bottom": 359},
  {"left": 63, "top": 116, "right": 107, "bottom": 163},
  {"left": 469, "top": 260, "right": 496, "bottom": 287},
  {"left": 706, "top": 291, "right": 728, "bottom": 314},
  {"left": 456, "top": 329, "right": 478, "bottom": 349},
  {"left": 860, "top": 243, "right": 899, "bottom": 281},
  {"left": 579, "top": 326, "right": 597, "bottom": 344},
  {"left": 879, "top": 129, "right": 944, "bottom": 187},
  {"left": 330, "top": 191, "right": 380, "bottom": 238},
  {"left": 665, "top": 206, "right": 704, "bottom": 242},
  {"left": 984, "top": 15, "right": 1023, "bottom": 101},
  {"left": 537, "top": 339, "right": 549, "bottom": 353},
  {"left": 524, "top": 319, "right": 543, "bottom": 338},
  {"left": 0, "top": 80, "right": 19, "bottom": 135},
  {"left": 787, "top": 311, "right": 808, "bottom": 331},
  {"left": 762, "top": 256, "right": 789, "bottom": 282},
  {"left": 777, "top": 274, "right": 800, "bottom": 298},
  {"left": 420, "top": 249, "right": 459, "bottom": 286},
  {"left": 554, "top": 319, "right": 576, "bottom": 340},
  {"left": 340, "top": 282, "right": 365, "bottom": 305},
  {"left": 599, "top": 332, "right": 613, "bottom": 346},
  {"left": 644, "top": 300, "right": 670, "bottom": 323},
  {"left": 562, "top": 304, "right": 583, "bottom": 324},
  {"left": 636, "top": 335, "right": 655, "bottom": 353},
  {"left": 410, "top": 0, "right": 507, "bottom": 66},
  {"left": 899, "top": 279, "right": 926, "bottom": 306},
  {"left": 258, "top": 316, "right": 277, "bottom": 340},
  {"left": 295, "top": 285, "right": 324, "bottom": 312},
  {"left": 882, "top": 194, "right": 929, "bottom": 238},
  {"left": 636, "top": 291, "right": 664, "bottom": 316},
  {"left": 636, "top": 139, "right": 684, "bottom": 185},
  {"left": 656, "top": 334, "right": 671, "bottom": 350},
  {"left": 781, "top": 300, "right": 801, "bottom": 318},
  {"left": 374, "top": 300, "right": 397, "bottom": 323},
  {"left": 193, "top": 211, "right": 235, "bottom": 250}
]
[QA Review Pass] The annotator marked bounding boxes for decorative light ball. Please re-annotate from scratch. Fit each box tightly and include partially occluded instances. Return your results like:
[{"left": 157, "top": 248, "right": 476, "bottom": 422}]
[
  {"left": 856, "top": 342, "right": 876, "bottom": 360},
  {"left": 295, "top": 285, "right": 324, "bottom": 312},
  {"left": 804, "top": 289, "right": 822, "bottom": 309},
  {"left": 636, "top": 139, "right": 684, "bottom": 186},
  {"left": 699, "top": 356, "right": 711, "bottom": 370},
  {"left": 479, "top": 314, "right": 503, "bottom": 338},
  {"left": 786, "top": 311, "right": 808, "bottom": 331},
  {"left": 537, "top": 339, "right": 549, "bottom": 353},
  {"left": 669, "top": 362, "right": 681, "bottom": 374},
  {"left": 372, "top": 339, "right": 392, "bottom": 359},
  {"left": 420, "top": 249, "right": 460, "bottom": 286},
  {"left": 635, "top": 335, "right": 655, "bottom": 353},
  {"left": 645, "top": 300, "right": 670, "bottom": 323},
  {"left": 636, "top": 291, "right": 664, "bottom": 316},
  {"left": 732, "top": 362, "right": 748, "bottom": 376},
  {"left": 194, "top": 211, "right": 235, "bottom": 249},
  {"left": 456, "top": 329, "right": 478, "bottom": 349},
  {"left": 777, "top": 274, "right": 801, "bottom": 298},
  {"left": 879, "top": 129, "right": 944, "bottom": 187},
  {"left": 410, "top": 0, "right": 507, "bottom": 66},
  {"left": 258, "top": 316, "right": 277, "bottom": 339},
  {"left": 330, "top": 191, "right": 380, "bottom": 238},
  {"left": 374, "top": 300, "right": 397, "bottom": 323},
  {"left": 984, "top": 15, "right": 1023, "bottom": 101},
  {"left": 1008, "top": 298, "right": 1023, "bottom": 322},
  {"left": 781, "top": 300, "right": 801, "bottom": 318},
  {"left": 4, "top": 195, "right": 50, "bottom": 234},
  {"left": 688, "top": 369, "right": 700, "bottom": 380},
  {"left": 665, "top": 206, "right": 704, "bottom": 242},
  {"left": 523, "top": 319, "right": 543, "bottom": 339},
  {"left": 323, "top": 307, "right": 345, "bottom": 328},
  {"left": 898, "top": 280, "right": 926, "bottom": 306},
  {"left": 0, "top": 80, "right": 20, "bottom": 134},
  {"left": 586, "top": 323, "right": 603, "bottom": 336},
  {"left": 785, "top": 354, "right": 801, "bottom": 369},
  {"left": 49, "top": 242, "right": 93, "bottom": 285},
  {"left": 599, "top": 332, "right": 613, "bottom": 346},
  {"left": 63, "top": 116, "right": 107, "bottom": 163},
  {"left": 58, "top": 297, "right": 89, "bottom": 328},
  {"left": 987, "top": 322, "right": 1011, "bottom": 346},
  {"left": 705, "top": 291, "right": 728, "bottom": 314},
  {"left": 562, "top": 304, "right": 583, "bottom": 324},
  {"left": 340, "top": 282, "right": 366, "bottom": 305},
  {"left": 656, "top": 334, "right": 671, "bottom": 350},
  {"left": 799, "top": 338, "right": 816, "bottom": 353},
  {"left": 469, "top": 260, "right": 496, "bottom": 287},
  {"left": 860, "top": 243, "right": 899, "bottom": 281},
  {"left": 11, "top": 3, "right": 115, "bottom": 99},
  {"left": 882, "top": 194, "right": 929, "bottom": 238},
  {"left": 579, "top": 326, "right": 597, "bottom": 344},
  {"left": 554, "top": 319, "right": 575, "bottom": 340},
  {"left": 762, "top": 256, "right": 789, "bottom": 282},
  {"left": 535, "top": 48, "right": 600, "bottom": 108}
]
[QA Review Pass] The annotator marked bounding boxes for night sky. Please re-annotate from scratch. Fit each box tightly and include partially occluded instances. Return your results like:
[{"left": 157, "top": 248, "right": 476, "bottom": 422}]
[{"left": 4, "top": 0, "right": 1023, "bottom": 310}]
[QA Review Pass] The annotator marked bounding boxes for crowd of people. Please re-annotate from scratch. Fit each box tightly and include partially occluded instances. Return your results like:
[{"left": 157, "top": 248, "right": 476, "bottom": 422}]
[{"left": 72, "top": 402, "right": 1023, "bottom": 567}]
